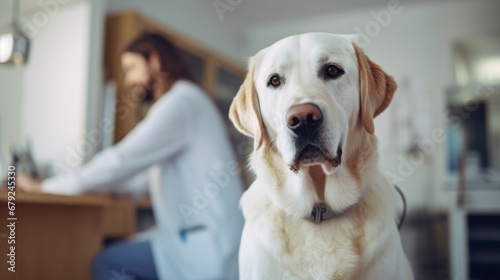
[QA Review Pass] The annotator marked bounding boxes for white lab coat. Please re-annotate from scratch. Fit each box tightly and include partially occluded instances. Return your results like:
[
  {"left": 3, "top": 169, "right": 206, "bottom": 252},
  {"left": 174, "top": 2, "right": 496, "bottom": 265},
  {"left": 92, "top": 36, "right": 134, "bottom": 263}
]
[{"left": 43, "top": 80, "right": 245, "bottom": 280}]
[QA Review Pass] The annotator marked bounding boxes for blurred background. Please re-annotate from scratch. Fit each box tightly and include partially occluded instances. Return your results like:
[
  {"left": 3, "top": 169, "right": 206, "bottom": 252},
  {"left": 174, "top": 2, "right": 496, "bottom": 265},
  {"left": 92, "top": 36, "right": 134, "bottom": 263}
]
[{"left": 1, "top": 0, "right": 499, "bottom": 279}]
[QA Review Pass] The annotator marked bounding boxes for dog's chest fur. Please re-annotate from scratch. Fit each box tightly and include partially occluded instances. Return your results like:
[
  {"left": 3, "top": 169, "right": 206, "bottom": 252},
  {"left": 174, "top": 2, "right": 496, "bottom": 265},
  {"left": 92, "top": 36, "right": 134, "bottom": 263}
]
[{"left": 242, "top": 185, "right": 368, "bottom": 280}]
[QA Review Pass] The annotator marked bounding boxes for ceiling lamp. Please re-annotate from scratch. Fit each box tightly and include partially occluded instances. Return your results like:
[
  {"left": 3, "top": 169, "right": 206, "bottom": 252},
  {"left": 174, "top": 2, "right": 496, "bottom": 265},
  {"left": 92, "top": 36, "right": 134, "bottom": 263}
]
[{"left": 0, "top": 0, "right": 30, "bottom": 65}]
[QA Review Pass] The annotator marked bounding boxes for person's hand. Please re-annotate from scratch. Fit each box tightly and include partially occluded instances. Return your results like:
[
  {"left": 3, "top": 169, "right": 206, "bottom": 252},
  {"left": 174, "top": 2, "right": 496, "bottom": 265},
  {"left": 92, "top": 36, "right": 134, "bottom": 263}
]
[{"left": 16, "top": 174, "right": 43, "bottom": 193}]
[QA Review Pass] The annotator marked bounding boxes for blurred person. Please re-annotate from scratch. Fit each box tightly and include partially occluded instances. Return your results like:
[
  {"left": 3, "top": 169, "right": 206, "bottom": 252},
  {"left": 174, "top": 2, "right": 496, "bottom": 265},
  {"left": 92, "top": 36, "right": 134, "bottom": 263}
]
[{"left": 17, "top": 32, "right": 244, "bottom": 280}]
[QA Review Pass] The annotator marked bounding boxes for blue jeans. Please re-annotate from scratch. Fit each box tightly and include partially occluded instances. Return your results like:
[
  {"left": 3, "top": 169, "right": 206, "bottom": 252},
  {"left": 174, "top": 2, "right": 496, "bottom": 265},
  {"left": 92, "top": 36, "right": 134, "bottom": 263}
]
[{"left": 91, "top": 240, "right": 158, "bottom": 280}]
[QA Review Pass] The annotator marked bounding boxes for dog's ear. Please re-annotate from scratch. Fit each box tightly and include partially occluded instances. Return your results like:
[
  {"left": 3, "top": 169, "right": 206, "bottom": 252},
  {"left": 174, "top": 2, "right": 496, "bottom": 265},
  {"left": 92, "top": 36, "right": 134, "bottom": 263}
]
[
  {"left": 353, "top": 44, "right": 397, "bottom": 134},
  {"left": 229, "top": 58, "right": 267, "bottom": 150}
]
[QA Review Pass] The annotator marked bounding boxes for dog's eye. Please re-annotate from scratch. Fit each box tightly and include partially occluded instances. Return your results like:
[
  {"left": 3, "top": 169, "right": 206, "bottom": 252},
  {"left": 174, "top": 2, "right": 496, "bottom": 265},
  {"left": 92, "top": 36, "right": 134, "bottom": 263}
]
[
  {"left": 267, "top": 74, "right": 282, "bottom": 88},
  {"left": 323, "top": 64, "right": 344, "bottom": 79}
]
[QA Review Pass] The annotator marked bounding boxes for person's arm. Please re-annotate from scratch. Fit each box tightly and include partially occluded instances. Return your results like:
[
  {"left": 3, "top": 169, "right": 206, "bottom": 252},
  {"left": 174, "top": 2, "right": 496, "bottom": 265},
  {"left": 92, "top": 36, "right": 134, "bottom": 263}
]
[
  {"left": 42, "top": 91, "right": 192, "bottom": 195},
  {"left": 106, "top": 171, "right": 150, "bottom": 200},
  {"left": 18, "top": 170, "right": 150, "bottom": 199}
]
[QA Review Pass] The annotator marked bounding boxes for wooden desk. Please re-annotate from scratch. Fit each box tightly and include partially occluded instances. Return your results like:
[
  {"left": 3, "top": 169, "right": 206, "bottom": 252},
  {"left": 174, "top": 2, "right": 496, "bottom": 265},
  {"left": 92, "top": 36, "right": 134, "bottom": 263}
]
[{"left": 0, "top": 190, "right": 136, "bottom": 280}]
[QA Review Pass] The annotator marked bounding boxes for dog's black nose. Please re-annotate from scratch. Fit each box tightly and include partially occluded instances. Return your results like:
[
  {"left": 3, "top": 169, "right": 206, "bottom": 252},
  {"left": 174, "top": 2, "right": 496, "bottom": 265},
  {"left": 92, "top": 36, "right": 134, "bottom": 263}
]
[{"left": 286, "top": 103, "right": 323, "bottom": 135}]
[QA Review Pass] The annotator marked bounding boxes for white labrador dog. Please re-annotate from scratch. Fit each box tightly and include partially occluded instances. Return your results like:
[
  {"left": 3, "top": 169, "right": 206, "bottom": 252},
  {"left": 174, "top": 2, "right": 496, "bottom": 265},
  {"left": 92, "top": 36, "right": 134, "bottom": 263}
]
[{"left": 230, "top": 33, "right": 414, "bottom": 280}]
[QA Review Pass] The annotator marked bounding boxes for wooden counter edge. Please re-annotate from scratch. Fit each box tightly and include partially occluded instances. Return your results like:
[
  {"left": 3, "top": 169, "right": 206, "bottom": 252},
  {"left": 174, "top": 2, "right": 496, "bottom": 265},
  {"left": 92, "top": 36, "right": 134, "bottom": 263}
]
[{"left": 0, "top": 188, "right": 134, "bottom": 207}]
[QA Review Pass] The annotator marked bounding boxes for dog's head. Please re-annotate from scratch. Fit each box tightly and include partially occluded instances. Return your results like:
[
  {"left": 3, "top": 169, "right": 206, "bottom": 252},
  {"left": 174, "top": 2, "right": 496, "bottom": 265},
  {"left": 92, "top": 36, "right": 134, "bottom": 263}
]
[{"left": 230, "top": 32, "right": 396, "bottom": 176}]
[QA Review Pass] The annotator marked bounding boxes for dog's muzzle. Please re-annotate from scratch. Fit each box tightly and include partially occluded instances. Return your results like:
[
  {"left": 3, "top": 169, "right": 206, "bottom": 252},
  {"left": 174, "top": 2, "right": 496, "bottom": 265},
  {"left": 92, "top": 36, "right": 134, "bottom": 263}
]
[{"left": 286, "top": 103, "right": 342, "bottom": 173}]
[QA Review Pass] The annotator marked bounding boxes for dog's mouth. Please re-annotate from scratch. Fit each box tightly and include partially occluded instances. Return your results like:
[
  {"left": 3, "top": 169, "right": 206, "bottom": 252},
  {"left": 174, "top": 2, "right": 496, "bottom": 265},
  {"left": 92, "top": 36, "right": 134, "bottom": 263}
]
[{"left": 289, "top": 145, "right": 342, "bottom": 174}]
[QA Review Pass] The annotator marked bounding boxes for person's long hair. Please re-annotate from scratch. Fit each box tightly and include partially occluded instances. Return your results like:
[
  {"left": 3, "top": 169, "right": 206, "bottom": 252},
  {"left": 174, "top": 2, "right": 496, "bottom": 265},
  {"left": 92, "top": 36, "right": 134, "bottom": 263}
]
[{"left": 123, "top": 32, "right": 195, "bottom": 83}]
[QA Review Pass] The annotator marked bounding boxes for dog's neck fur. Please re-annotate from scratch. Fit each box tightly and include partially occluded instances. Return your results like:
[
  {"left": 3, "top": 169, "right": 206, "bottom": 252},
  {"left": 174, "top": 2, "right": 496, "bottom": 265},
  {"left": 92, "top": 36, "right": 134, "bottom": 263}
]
[
  {"left": 252, "top": 125, "right": 379, "bottom": 220},
  {"left": 308, "top": 165, "right": 326, "bottom": 201}
]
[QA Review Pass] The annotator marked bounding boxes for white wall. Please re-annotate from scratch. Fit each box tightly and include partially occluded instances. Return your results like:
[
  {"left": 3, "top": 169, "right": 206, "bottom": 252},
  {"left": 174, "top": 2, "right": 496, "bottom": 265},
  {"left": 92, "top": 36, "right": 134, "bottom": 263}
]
[
  {"left": 240, "top": 0, "right": 500, "bottom": 210},
  {"left": 0, "top": 2, "right": 24, "bottom": 171},
  {"left": 0, "top": 0, "right": 102, "bottom": 176},
  {"left": 20, "top": 1, "right": 91, "bottom": 168},
  {"left": 0, "top": 66, "right": 24, "bottom": 170}
]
